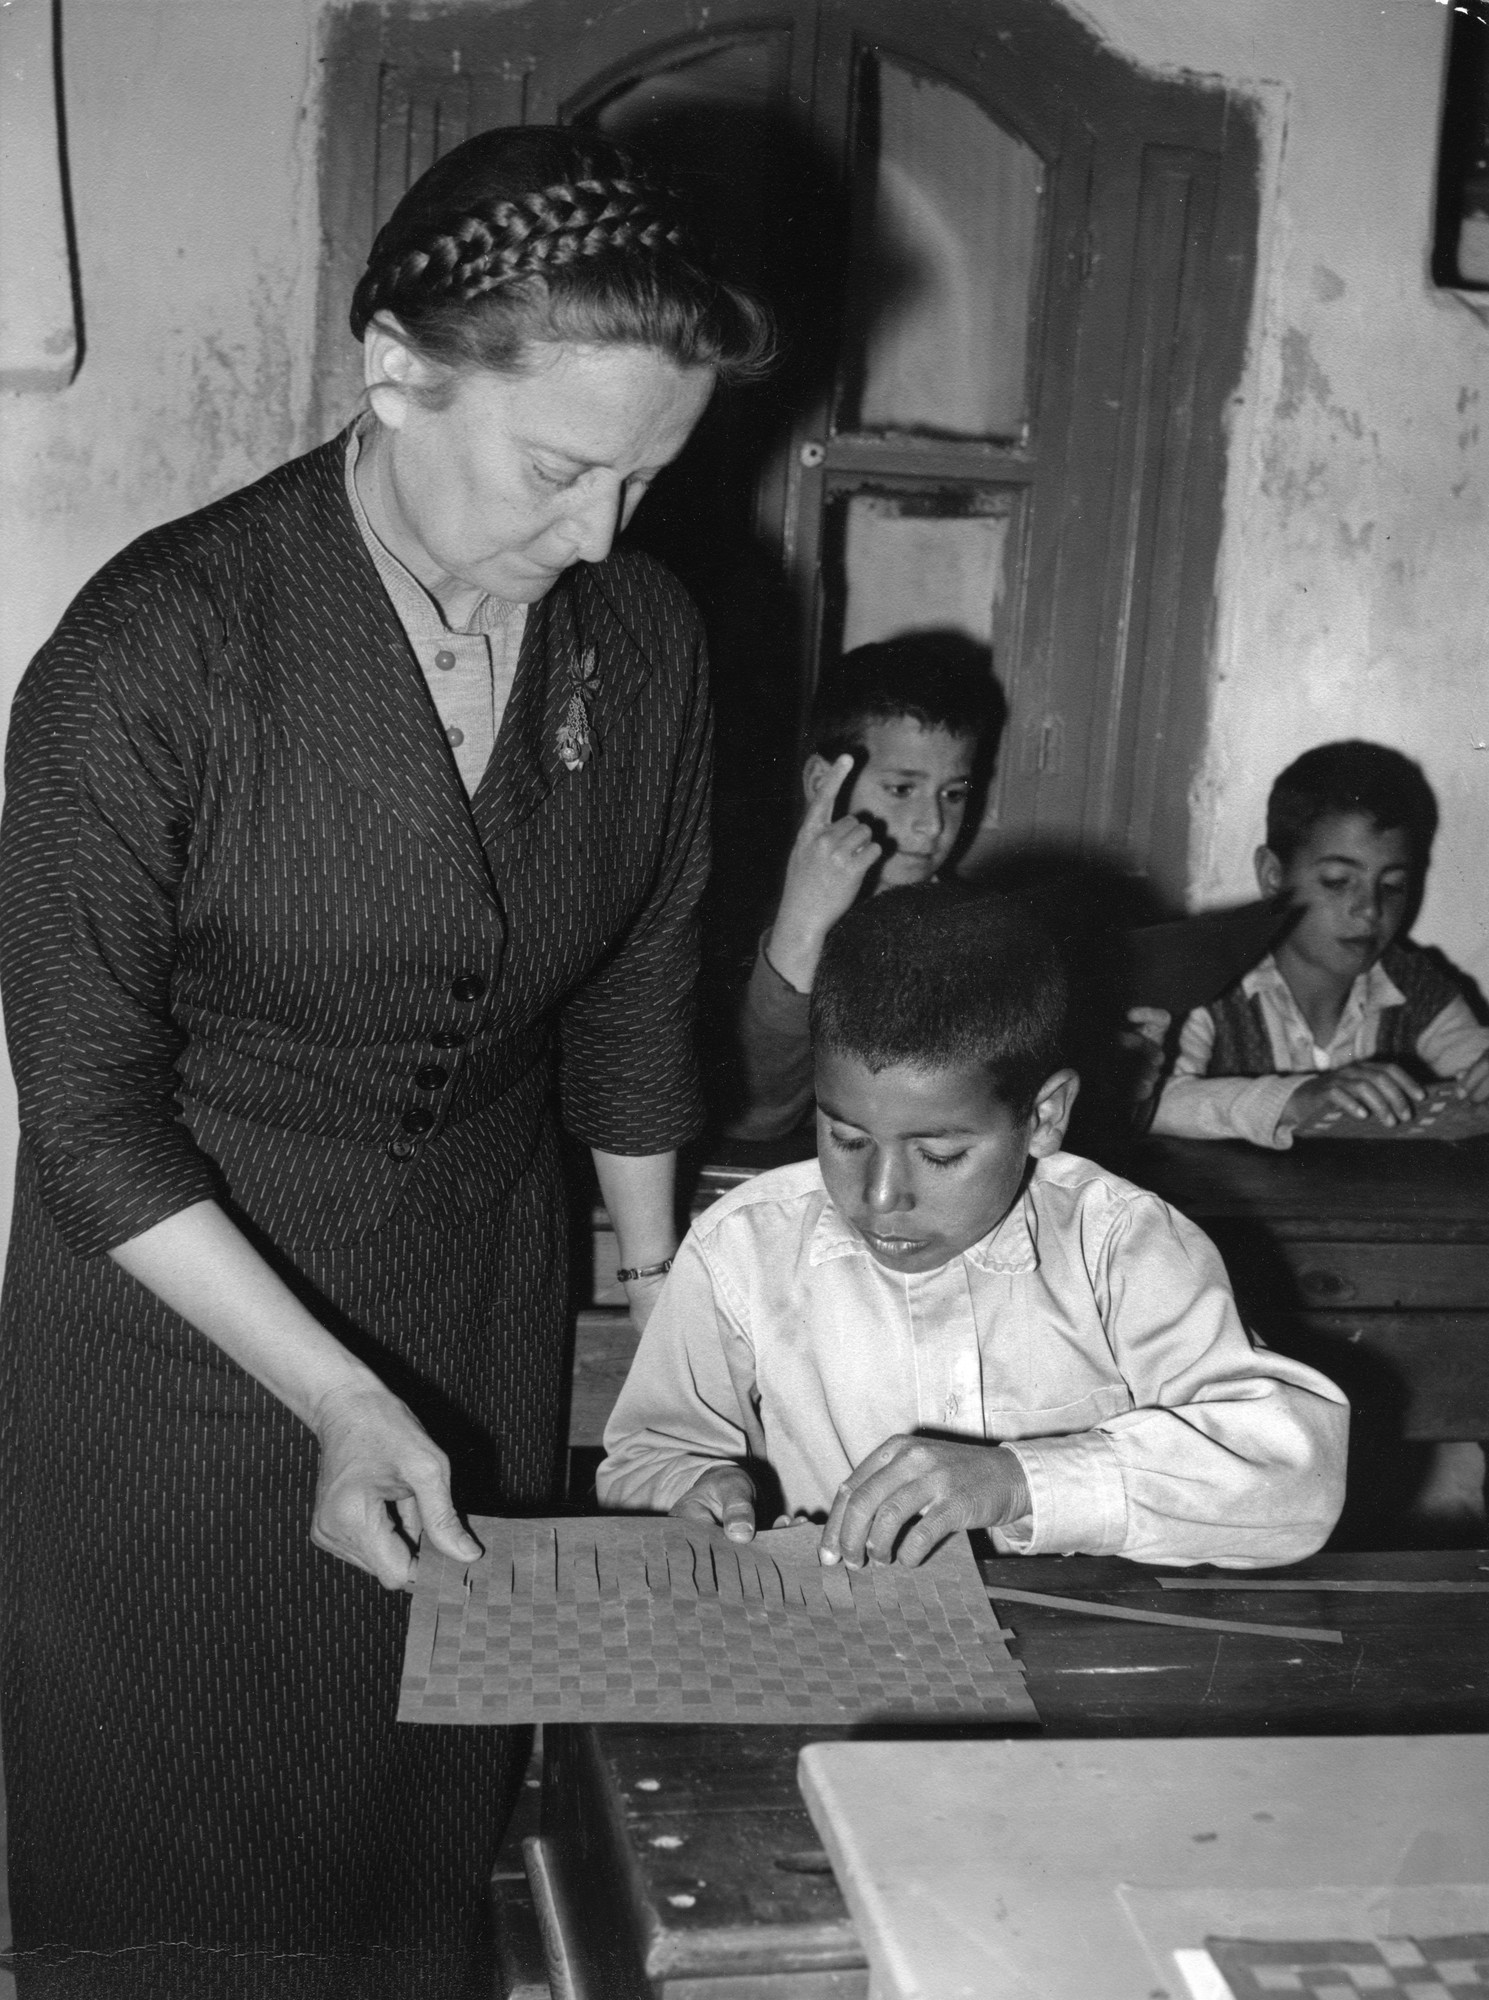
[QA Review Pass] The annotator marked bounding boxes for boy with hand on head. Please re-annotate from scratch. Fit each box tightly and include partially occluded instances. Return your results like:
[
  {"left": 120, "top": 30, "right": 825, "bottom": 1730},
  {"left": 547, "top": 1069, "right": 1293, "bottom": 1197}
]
[
  {"left": 1152, "top": 741, "right": 1489, "bottom": 1148},
  {"left": 727, "top": 635, "right": 997, "bottom": 1142},
  {"left": 600, "top": 890, "right": 1347, "bottom": 1569}
]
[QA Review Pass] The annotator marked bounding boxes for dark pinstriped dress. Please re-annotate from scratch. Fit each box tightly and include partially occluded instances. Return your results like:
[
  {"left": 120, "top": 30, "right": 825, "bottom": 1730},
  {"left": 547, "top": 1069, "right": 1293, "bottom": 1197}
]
[{"left": 0, "top": 437, "right": 711, "bottom": 1997}]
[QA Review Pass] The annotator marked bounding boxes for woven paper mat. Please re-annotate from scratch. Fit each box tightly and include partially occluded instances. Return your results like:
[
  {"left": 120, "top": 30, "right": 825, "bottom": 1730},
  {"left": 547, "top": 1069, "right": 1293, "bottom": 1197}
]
[{"left": 398, "top": 1517, "right": 1037, "bottom": 1727}]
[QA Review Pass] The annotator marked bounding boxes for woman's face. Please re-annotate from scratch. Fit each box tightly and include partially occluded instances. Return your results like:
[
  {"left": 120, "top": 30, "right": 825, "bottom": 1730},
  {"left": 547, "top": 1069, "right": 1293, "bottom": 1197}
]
[{"left": 364, "top": 329, "right": 716, "bottom": 605}]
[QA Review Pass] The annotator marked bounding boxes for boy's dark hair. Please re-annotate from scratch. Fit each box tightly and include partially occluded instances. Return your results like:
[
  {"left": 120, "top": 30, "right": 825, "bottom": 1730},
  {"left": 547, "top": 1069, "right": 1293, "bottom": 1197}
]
[
  {"left": 1266, "top": 740, "right": 1439, "bottom": 866},
  {"left": 810, "top": 887, "right": 1067, "bottom": 1117},
  {"left": 808, "top": 632, "right": 1002, "bottom": 760}
]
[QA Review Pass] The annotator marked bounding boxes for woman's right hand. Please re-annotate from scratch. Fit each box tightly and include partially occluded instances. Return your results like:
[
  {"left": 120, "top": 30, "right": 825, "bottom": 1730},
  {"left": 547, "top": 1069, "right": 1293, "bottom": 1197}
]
[
  {"left": 108, "top": 1201, "right": 483, "bottom": 1594},
  {"left": 310, "top": 1380, "right": 483, "bottom": 1590},
  {"left": 765, "top": 754, "right": 881, "bottom": 993}
]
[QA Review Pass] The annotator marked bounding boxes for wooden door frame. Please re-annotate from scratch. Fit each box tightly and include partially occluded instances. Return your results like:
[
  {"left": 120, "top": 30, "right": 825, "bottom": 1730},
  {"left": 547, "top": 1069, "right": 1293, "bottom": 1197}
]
[{"left": 312, "top": 0, "right": 1259, "bottom": 898}]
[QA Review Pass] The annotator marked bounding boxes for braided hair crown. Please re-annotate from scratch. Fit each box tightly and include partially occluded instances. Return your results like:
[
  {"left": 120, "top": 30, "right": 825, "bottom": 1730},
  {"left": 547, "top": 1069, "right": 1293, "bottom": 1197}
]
[{"left": 349, "top": 125, "right": 772, "bottom": 382}]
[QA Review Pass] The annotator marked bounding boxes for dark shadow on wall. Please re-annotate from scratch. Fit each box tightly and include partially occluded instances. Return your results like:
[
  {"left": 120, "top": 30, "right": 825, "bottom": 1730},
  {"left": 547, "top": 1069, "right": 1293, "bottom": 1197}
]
[
  {"left": 576, "top": 96, "right": 920, "bottom": 1114},
  {"left": 964, "top": 843, "right": 1172, "bottom": 1170}
]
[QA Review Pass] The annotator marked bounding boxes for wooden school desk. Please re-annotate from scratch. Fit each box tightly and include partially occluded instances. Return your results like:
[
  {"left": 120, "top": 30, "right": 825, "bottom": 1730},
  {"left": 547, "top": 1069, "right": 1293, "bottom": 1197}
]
[
  {"left": 1132, "top": 1136, "right": 1489, "bottom": 1443},
  {"left": 521, "top": 1548, "right": 1489, "bottom": 2000}
]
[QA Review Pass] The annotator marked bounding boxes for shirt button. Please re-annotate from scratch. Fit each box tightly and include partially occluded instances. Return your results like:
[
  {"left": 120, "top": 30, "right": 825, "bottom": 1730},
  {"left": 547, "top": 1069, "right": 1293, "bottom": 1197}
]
[
  {"left": 435, "top": 649, "right": 456, "bottom": 671},
  {"left": 430, "top": 1029, "right": 466, "bottom": 1050},
  {"left": 415, "top": 1064, "right": 449, "bottom": 1090},
  {"left": 401, "top": 1106, "right": 436, "bottom": 1137},
  {"left": 451, "top": 973, "right": 486, "bottom": 1004},
  {"left": 388, "top": 1136, "right": 418, "bottom": 1161},
  {"left": 446, "top": 726, "right": 464, "bottom": 747}
]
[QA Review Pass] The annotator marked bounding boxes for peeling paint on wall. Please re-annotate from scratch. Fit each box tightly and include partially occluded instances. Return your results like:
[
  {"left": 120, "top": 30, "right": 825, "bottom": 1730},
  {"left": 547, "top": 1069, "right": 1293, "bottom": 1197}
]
[{"left": 1075, "top": 0, "right": 1489, "bottom": 1000}]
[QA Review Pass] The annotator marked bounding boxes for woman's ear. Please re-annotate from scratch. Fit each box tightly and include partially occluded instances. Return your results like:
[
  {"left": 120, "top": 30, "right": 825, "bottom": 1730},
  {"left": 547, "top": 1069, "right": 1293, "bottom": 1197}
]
[
  {"left": 362, "top": 316, "right": 434, "bottom": 430},
  {"left": 1027, "top": 1069, "right": 1080, "bottom": 1157},
  {"left": 1255, "top": 844, "right": 1285, "bottom": 901}
]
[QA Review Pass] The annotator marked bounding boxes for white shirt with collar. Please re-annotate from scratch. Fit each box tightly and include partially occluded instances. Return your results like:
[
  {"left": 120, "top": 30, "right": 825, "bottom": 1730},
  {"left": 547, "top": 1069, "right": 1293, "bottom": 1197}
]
[
  {"left": 1152, "top": 952, "right": 1489, "bottom": 1149},
  {"left": 598, "top": 1154, "right": 1348, "bottom": 1568}
]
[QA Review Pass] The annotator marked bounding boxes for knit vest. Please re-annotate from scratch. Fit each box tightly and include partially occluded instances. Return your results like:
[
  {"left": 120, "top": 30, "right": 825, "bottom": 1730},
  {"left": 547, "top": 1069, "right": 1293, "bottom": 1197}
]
[{"left": 1205, "top": 942, "right": 1461, "bottom": 1078}]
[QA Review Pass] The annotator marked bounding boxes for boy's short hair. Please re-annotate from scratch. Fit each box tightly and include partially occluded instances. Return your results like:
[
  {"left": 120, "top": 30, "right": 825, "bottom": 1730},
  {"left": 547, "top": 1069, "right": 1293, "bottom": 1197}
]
[
  {"left": 808, "top": 632, "right": 1001, "bottom": 760},
  {"left": 1266, "top": 740, "right": 1439, "bottom": 866},
  {"left": 810, "top": 887, "right": 1067, "bottom": 1116}
]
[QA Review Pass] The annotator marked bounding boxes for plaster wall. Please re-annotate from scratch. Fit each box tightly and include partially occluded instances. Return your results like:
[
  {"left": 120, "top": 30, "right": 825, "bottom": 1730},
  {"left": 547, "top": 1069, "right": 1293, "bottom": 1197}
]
[
  {"left": 0, "top": 0, "right": 328, "bottom": 1252},
  {"left": 1075, "top": 0, "right": 1489, "bottom": 995},
  {"left": 0, "top": 0, "right": 1486, "bottom": 1262}
]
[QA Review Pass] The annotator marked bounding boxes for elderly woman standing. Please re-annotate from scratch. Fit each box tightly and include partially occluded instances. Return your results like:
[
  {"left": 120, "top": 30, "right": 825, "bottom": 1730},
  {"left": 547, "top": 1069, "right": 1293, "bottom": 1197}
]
[{"left": 0, "top": 127, "right": 769, "bottom": 1997}]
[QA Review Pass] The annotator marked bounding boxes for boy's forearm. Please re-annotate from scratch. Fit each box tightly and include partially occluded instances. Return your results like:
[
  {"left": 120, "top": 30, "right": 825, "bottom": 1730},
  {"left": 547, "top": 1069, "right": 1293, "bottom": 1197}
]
[
  {"left": 1003, "top": 1378, "right": 1348, "bottom": 1566},
  {"left": 761, "top": 915, "right": 826, "bottom": 995},
  {"left": 728, "top": 937, "right": 814, "bottom": 1140},
  {"left": 595, "top": 1442, "right": 738, "bottom": 1515},
  {"left": 1151, "top": 1072, "right": 1304, "bottom": 1147}
]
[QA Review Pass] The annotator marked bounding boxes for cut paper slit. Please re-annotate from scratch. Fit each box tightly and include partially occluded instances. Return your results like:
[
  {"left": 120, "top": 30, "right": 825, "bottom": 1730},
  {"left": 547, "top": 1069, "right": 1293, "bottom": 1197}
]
[{"left": 398, "top": 1517, "right": 1037, "bottom": 1727}]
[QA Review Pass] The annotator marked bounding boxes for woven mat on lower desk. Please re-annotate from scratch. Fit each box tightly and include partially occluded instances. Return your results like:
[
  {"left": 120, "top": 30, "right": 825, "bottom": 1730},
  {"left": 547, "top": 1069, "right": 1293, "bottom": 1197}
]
[{"left": 398, "top": 1517, "right": 1037, "bottom": 1726}]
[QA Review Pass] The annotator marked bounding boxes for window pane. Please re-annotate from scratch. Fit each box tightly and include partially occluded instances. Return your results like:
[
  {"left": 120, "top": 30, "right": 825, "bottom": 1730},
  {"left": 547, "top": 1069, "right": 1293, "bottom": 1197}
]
[
  {"left": 848, "top": 59, "right": 1043, "bottom": 440},
  {"left": 591, "top": 36, "right": 786, "bottom": 132},
  {"left": 835, "top": 490, "right": 1015, "bottom": 653}
]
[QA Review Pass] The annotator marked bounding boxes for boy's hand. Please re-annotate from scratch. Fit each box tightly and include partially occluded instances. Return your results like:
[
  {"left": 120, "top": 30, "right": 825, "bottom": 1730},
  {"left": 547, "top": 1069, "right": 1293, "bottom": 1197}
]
[
  {"left": 669, "top": 1465, "right": 757, "bottom": 1542},
  {"left": 1284, "top": 1061, "right": 1426, "bottom": 1131},
  {"left": 1120, "top": 1005, "right": 1171, "bottom": 1107},
  {"left": 765, "top": 754, "right": 881, "bottom": 992},
  {"left": 1454, "top": 1053, "right": 1489, "bottom": 1104},
  {"left": 819, "top": 1438, "right": 1030, "bottom": 1569}
]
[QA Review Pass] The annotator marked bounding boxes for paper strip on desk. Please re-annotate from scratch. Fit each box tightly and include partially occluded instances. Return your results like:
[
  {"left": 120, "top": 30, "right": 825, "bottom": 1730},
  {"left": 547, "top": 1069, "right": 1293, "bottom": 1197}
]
[{"left": 398, "top": 1517, "right": 1038, "bottom": 1726}]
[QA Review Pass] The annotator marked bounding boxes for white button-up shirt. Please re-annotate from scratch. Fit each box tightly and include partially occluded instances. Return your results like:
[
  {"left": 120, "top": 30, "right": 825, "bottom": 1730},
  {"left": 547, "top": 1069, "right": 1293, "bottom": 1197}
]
[
  {"left": 598, "top": 1154, "right": 1348, "bottom": 1568},
  {"left": 1153, "top": 953, "right": 1489, "bottom": 1148}
]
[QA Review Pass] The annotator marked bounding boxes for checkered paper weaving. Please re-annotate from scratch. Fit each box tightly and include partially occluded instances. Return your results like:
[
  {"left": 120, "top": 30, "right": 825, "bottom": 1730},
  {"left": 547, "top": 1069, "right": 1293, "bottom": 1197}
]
[
  {"left": 398, "top": 1518, "right": 1037, "bottom": 1725},
  {"left": 1195, "top": 1936, "right": 1489, "bottom": 2000}
]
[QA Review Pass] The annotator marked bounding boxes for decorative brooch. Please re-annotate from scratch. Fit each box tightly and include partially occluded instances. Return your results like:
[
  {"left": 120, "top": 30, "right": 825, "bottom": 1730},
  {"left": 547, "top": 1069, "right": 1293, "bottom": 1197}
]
[{"left": 556, "top": 646, "right": 599, "bottom": 772}]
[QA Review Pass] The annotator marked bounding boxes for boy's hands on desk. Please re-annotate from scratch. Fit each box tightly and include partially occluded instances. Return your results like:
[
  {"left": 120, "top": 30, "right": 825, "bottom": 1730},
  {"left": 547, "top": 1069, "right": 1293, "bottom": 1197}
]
[
  {"left": 670, "top": 1465, "right": 758, "bottom": 1542},
  {"left": 819, "top": 1437, "right": 1031, "bottom": 1569},
  {"left": 1455, "top": 1052, "right": 1489, "bottom": 1103},
  {"left": 765, "top": 754, "right": 881, "bottom": 993},
  {"left": 1283, "top": 1060, "right": 1426, "bottom": 1131}
]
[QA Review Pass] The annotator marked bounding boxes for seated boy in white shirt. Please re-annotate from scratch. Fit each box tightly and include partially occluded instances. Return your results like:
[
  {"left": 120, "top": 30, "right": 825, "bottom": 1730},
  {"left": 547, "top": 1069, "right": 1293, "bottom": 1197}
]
[
  {"left": 599, "top": 888, "right": 1347, "bottom": 1569},
  {"left": 1152, "top": 740, "right": 1489, "bottom": 1149}
]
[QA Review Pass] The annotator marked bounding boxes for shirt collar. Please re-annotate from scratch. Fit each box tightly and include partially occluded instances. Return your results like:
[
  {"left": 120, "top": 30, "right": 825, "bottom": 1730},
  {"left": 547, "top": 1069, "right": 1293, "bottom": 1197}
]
[
  {"left": 1242, "top": 950, "right": 1406, "bottom": 1020},
  {"left": 807, "top": 1182, "right": 1038, "bottom": 1276}
]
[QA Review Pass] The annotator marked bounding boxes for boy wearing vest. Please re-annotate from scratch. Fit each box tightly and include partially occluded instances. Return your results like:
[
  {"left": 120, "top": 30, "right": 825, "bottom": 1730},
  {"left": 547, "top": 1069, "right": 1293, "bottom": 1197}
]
[
  {"left": 601, "top": 889, "right": 1346, "bottom": 1569},
  {"left": 1153, "top": 740, "right": 1489, "bottom": 1149}
]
